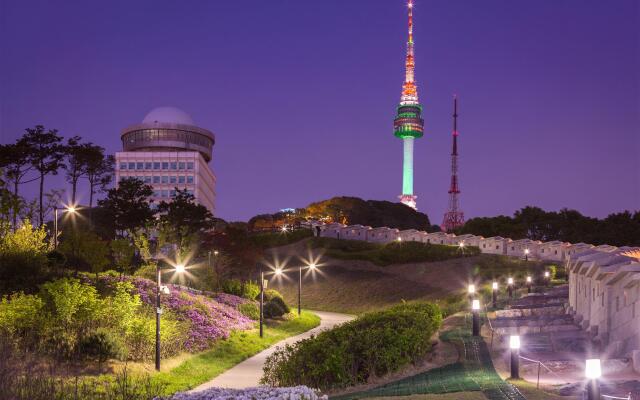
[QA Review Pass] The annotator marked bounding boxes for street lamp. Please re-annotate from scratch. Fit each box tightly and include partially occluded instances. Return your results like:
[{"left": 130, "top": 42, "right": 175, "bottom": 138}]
[
  {"left": 585, "top": 359, "right": 601, "bottom": 400},
  {"left": 472, "top": 299, "right": 480, "bottom": 337},
  {"left": 492, "top": 281, "right": 498, "bottom": 308},
  {"left": 507, "top": 277, "right": 514, "bottom": 299},
  {"left": 544, "top": 270, "right": 550, "bottom": 284},
  {"left": 526, "top": 276, "right": 532, "bottom": 293},
  {"left": 156, "top": 262, "right": 185, "bottom": 371},
  {"left": 510, "top": 335, "right": 521, "bottom": 379},
  {"left": 297, "top": 262, "right": 318, "bottom": 316},
  {"left": 53, "top": 205, "right": 78, "bottom": 249},
  {"left": 258, "top": 264, "right": 283, "bottom": 338},
  {"left": 209, "top": 250, "right": 220, "bottom": 289}
]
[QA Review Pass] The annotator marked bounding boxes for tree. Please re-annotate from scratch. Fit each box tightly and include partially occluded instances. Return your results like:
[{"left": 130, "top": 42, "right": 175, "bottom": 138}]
[
  {"left": 98, "top": 178, "right": 155, "bottom": 236},
  {"left": 85, "top": 150, "right": 113, "bottom": 208},
  {"left": 110, "top": 238, "right": 136, "bottom": 276},
  {"left": 0, "top": 170, "right": 23, "bottom": 233},
  {"left": 59, "top": 230, "right": 110, "bottom": 276},
  {"left": 157, "top": 189, "right": 215, "bottom": 254},
  {"left": 0, "top": 142, "right": 36, "bottom": 227},
  {"left": 64, "top": 136, "right": 95, "bottom": 205},
  {"left": 20, "top": 126, "right": 66, "bottom": 226}
]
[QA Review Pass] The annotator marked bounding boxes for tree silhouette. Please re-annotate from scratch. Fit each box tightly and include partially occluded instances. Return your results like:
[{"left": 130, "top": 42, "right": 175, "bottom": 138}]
[{"left": 20, "top": 125, "right": 65, "bottom": 226}]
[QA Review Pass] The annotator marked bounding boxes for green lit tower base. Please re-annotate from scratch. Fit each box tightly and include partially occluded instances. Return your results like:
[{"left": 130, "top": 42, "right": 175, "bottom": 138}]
[{"left": 394, "top": 0, "right": 424, "bottom": 210}]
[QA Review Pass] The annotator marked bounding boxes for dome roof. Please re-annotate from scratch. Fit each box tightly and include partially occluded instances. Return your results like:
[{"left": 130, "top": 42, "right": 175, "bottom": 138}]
[{"left": 142, "top": 107, "right": 194, "bottom": 125}]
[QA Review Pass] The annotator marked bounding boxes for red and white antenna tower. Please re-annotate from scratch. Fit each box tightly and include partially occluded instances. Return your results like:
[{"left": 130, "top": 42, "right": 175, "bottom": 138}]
[{"left": 441, "top": 95, "right": 465, "bottom": 232}]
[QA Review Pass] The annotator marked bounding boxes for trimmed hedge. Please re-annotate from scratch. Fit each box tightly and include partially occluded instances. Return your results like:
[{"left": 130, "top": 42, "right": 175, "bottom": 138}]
[{"left": 261, "top": 302, "right": 442, "bottom": 390}]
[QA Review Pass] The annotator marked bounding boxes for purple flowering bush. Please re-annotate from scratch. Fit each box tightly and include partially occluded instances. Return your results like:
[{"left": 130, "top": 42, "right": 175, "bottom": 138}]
[{"left": 88, "top": 274, "right": 255, "bottom": 353}]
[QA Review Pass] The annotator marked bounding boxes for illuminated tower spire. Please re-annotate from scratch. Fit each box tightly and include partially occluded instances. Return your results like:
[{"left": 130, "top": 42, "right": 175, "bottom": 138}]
[
  {"left": 441, "top": 95, "right": 465, "bottom": 232},
  {"left": 394, "top": 0, "right": 424, "bottom": 210}
]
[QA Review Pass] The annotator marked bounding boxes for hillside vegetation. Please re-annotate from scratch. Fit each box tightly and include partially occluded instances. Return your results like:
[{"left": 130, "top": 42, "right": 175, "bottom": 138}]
[{"left": 309, "top": 237, "right": 480, "bottom": 266}]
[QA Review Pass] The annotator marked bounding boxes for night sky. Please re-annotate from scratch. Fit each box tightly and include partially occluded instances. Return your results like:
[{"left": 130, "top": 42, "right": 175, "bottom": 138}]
[{"left": 1, "top": 0, "right": 638, "bottom": 222}]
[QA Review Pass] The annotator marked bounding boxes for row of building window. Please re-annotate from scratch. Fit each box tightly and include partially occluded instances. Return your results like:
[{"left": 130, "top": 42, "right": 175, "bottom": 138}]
[
  {"left": 120, "top": 175, "right": 194, "bottom": 184},
  {"left": 120, "top": 161, "right": 194, "bottom": 171},
  {"left": 153, "top": 189, "right": 194, "bottom": 199},
  {"left": 123, "top": 129, "right": 212, "bottom": 149}
]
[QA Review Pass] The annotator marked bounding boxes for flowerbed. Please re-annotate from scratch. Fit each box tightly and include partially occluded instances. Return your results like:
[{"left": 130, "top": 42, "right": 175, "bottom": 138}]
[
  {"left": 163, "top": 386, "right": 325, "bottom": 400},
  {"left": 90, "top": 274, "right": 255, "bottom": 352}
]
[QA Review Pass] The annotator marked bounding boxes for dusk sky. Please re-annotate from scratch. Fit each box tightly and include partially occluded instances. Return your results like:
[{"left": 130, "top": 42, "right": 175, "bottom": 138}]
[{"left": 1, "top": 0, "right": 638, "bottom": 223}]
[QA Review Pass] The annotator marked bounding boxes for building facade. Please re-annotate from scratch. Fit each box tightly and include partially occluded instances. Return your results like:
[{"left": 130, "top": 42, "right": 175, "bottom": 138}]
[{"left": 115, "top": 107, "right": 216, "bottom": 213}]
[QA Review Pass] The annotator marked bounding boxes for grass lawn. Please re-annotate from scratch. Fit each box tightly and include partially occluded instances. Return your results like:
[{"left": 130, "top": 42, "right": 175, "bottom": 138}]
[
  {"left": 151, "top": 310, "right": 320, "bottom": 394},
  {"left": 367, "top": 393, "right": 486, "bottom": 400}
]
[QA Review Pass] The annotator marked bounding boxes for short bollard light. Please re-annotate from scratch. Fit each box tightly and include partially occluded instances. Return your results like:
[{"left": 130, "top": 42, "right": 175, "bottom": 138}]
[
  {"left": 524, "top": 248, "right": 530, "bottom": 261},
  {"left": 526, "top": 276, "right": 532, "bottom": 293},
  {"left": 468, "top": 283, "right": 476, "bottom": 297},
  {"left": 585, "top": 359, "right": 601, "bottom": 400},
  {"left": 507, "top": 277, "right": 514, "bottom": 298},
  {"left": 492, "top": 281, "right": 498, "bottom": 308},
  {"left": 509, "top": 335, "right": 521, "bottom": 379},
  {"left": 472, "top": 299, "right": 480, "bottom": 337},
  {"left": 544, "top": 270, "right": 550, "bottom": 284}
]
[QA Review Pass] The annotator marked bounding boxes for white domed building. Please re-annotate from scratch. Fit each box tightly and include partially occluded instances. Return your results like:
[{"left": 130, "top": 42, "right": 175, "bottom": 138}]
[{"left": 115, "top": 107, "right": 216, "bottom": 213}]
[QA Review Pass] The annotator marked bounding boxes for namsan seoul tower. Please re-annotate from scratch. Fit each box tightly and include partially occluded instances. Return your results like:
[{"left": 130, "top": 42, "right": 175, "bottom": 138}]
[
  {"left": 393, "top": 0, "right": 424, "bottom": 210},
  {"left": 441, "top": 96, "right": 465, "bottom": 232}
]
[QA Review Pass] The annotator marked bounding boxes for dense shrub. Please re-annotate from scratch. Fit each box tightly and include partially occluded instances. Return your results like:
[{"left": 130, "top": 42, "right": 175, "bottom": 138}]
[
  {"left": 310, "top": 238, "right": 479, "bottom": 266},
  {"left": 472, "top": 255, "right": 548, "bottom": 281},
  {"left": 238, "top": 302, "right": 260, "bottom": 320},
  {"left": 222, "top": 279, "right": 260, "bottom": 299},
  {"left": 0, "top": 222, "right": 50, "bottom": 291},
  {"left": 264, "top": 296, "right": 290, "bottom": 318},
  {"left": 262, "top": 302, "right": 442, "bottom": 390},
  {"left": 77, "top": 328, "right": 125, "bottom": 363}
]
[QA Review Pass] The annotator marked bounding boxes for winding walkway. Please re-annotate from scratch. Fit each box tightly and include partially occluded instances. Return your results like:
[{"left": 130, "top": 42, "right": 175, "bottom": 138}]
[{"left": 192, "top": 311, "right": 354, "bottom": 391}]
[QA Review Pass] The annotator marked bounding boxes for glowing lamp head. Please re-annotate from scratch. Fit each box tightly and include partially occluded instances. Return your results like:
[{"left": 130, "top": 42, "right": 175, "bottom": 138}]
[
  {"left": 508, "top": 277, "right": 514, "bottom": 285},
  {"left": 214, "top": 250, "right": 219, "bottom": 256},
  {"left": 472, "top": 299, "right": 480, "bottom": 311},
  {"left": 509, "top": 335, "right": 520, "bottom": 350},
  {"left": 275, "top": 268, "right": 283, "bottom": 276},
  {"left": 397, "top": 237, "right": 402, "bottom": 242},
  {"left": 459, "top": 242, "right": 465, "bottom": 248},
  {"left": 492, "top": 281, "right": 498, "bottom": 290},
  {"left": 281, "top": 226, "right": 288, "bottom": 232},
  {"left": 585, "top": 359, "right": 601, "bottom": 379},
  {"left": 544, "top": 271, "right": 550, "bottom": 278},
  {"left": 67, "top": 206, "right": 77, "bottom": 213},
  {"left": 524, "top": 249, "right": 530, "bottom": 255},
  {"left": 408, "top": 0, "right": 413, "bottom": 8},
  {"left": 175, "top": 264, "right": 185, "bottom": 273},
  {"left": 526, "top": 276, "right": 532, "bottom": 283},
  {"left": 309, "top": 263, "right": 317, "bottom": 270},
  {"left": 468, "top": 284, "right": 475, "bottom": 294}
]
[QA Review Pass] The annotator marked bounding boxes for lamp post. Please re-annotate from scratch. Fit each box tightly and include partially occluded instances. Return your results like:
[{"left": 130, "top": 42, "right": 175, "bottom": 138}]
[
  {"left": 544, "top": 270, "right": 550, "bottom": 284},
  {"left": 53, "top": 205, "right": 77, "bottom": 249},
  {"left": 526, "top": 276, "right": 532, "bottom": 293},
  {"left": 209, "top": 250, "right": 219, "bottom": 289},
  {"left": 492, "top": 281, "right": 498, "bottom": 308},
  {"left": 524, "top": 248, "right": 530, "bottom": 261},
  {"left": 585, "top": 359, "right": 601, "bottom": 400},
  {"left": 508, "top": 277, "right": 514, "bottom": 299},
  {"left": 156, "top": 262, "right": 185, "bottom": 371},
  {"left": 510, "top": 335, "right": 520, "bottom": 379},
  {"left": 472, "top": 299, "right": 480, "bottom": 337},
  {"left": 259, "top": 266, "right": 282, "bottom": 337}
]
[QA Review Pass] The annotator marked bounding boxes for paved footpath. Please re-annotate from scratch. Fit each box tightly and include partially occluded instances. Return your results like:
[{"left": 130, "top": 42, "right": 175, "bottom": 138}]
[{"left": 192, "top": 311, "right": 354, "bottom": 391}]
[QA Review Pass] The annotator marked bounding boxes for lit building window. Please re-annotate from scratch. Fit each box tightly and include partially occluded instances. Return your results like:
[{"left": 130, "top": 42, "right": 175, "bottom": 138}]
[
  {"left": 144, "top": 176, "right": 151, "bottom": 183},
  {"left": 162, "top": 162, "right": 169, "bottom": 170},
  {"left": 187, "top": 176, "right": 194, "bottom": 184},
  {"left": 170, "top": 176, "right": 177, "bottom": 184},
  {"left": 178, "top": 162, "right": 185, "bottom": 170},
  {"left": 120, "top": 162, "right": 127, "bottom": 170},
  {"left": 153, "top": 176, "right": 160, "bottom": 183},
  {"left": 161, "top": 176, "right": 168, "bottom": 184},
  {"left": 154, "top": 162, "right": 160, "bottom": 170},
  {"left": 145, "top": 162, "right": 152, "bottom": 169},
  {"left": 178, "top": 176, "right": 185, "bottom": 184},
  {"left": 128, "top": 162, "right": 135, "bottom": 170},
  {"left": 171, "top": 162, "right": 177, "bottom": 170},
  {"left": 136, "top": 162, "right": 143, "bottom": 170},
  {"left": 187, "top": 162, "right": 194, "bottom": 170}
]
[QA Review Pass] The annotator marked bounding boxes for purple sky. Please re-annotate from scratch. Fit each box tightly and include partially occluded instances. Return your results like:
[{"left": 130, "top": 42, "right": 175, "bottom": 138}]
[{"left": 1, "top": 0, "right": 638, "bottom": 223}]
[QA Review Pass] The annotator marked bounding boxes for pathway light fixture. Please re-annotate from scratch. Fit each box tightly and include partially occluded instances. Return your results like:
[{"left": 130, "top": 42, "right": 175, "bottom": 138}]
[
  {"left": 53, "top": 204, "right": 78, "bottom": 249},
  {"left": 507, "top": 277, "right": 514, "bottom": 298},
  {"left": 492, "top": 281, "right": 498, "bottom": 308},
  {"left": 472, "top": 299, "right": 480, "bottom": 337},
  {"left": 585, "top": 359, "right": 601, "bottom": 400},
  {"left": 156, "top": 261, "right": 185, "bottom": 371},
  {"left": 526, "top": 276, "right": 532, "bottom": 293},
  {"left": 509, "top": 335, "right": 521, "bottom": 379}
]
